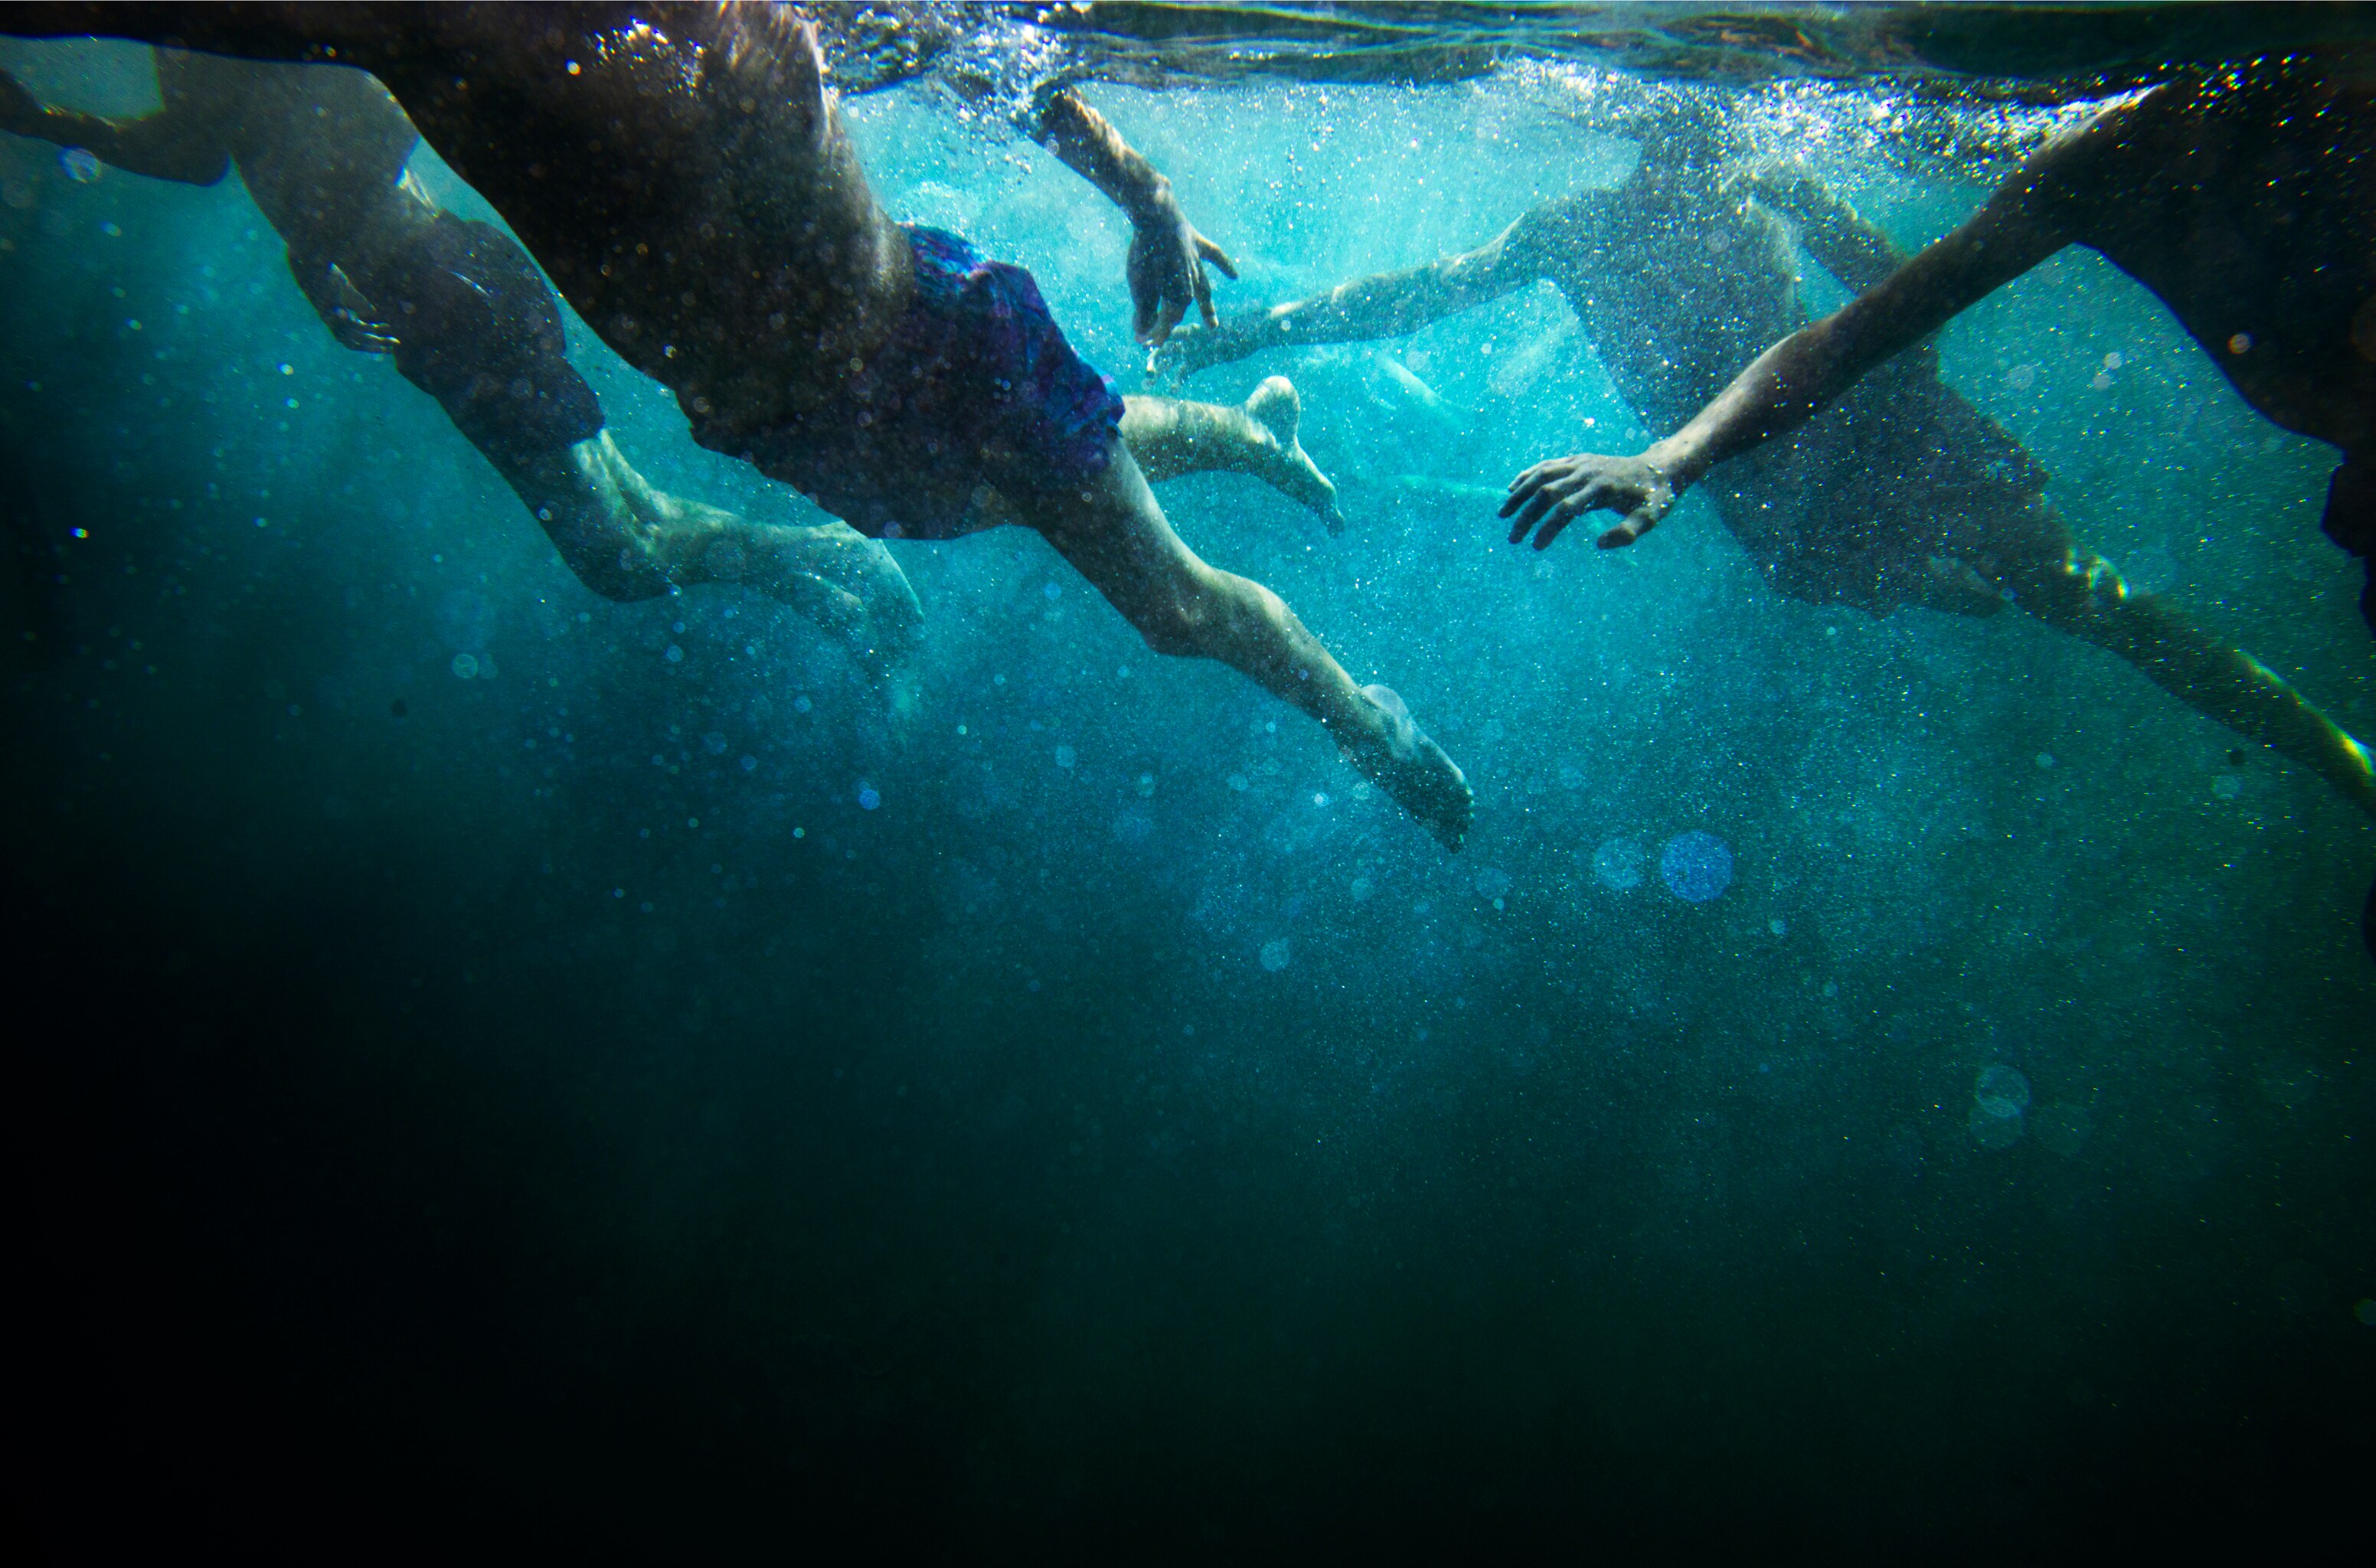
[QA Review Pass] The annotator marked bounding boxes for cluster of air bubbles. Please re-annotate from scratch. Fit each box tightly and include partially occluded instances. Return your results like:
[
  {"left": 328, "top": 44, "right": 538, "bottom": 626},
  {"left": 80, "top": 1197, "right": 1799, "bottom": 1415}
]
[
  {"left": 1730, "top": 77, "right": 2115, "bottom": 182},
  {"left": 1967, "top": 1063, "right": 2031, "bottom": 1148}
]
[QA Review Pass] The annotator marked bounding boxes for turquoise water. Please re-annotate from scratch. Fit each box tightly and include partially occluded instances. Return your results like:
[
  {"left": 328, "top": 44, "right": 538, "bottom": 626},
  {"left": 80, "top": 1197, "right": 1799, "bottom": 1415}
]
[{"left": 5, "top": 21, "right": 2372, "bottom": 1557}]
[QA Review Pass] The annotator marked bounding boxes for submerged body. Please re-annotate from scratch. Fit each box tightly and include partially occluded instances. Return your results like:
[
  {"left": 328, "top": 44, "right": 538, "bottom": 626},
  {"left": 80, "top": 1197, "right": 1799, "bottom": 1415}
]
[
  {"left": 1168, "top": 128, "right": 2376, "bottom": 819},
  {"left": 8, "top": 4, "right": 1469, "bottom": 844}
]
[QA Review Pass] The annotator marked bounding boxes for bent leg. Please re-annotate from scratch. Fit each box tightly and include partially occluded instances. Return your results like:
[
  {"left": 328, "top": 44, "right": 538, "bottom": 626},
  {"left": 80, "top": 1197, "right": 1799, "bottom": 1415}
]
[
  {"left": 2005, "top": 537, "right": 2376, "bottom": 821},
  {"left": 493, "top": 433, "right": 923, "bottom": 683},
  {"left": 1120, "top": 377, "right": 1342, "bottom": 532},
  {"left": 1020, "top": 439, "right": 1469, "bottom": 846}
]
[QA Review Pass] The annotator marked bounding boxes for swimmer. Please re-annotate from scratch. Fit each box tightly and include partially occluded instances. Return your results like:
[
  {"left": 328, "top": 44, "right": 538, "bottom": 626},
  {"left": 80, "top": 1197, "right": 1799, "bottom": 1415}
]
[
  {"left": 5, "top": 7, "right": 1468, "bottom": 844},
  {"left": 1162, "top": 94, "right": 2376, "bottom": 825},
  {"left": 1489, "top": 63, "right": 2373, "bottom": 949},
  {"left": 0, "top": 46, "right": 1344, "bottom": 681},
  {"left": 0, "top": 46, "right": 924, "bottom": 684}
]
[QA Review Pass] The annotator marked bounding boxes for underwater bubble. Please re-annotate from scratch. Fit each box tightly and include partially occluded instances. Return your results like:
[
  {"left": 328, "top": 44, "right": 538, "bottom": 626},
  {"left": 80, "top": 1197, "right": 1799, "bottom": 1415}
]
[
  {"left": 1350, "top": 877, "right": 1372, "bottom": 902},
  {"left": 1968, "top": 1100, "right": 2025, "bottom": 1149},
  {"left": 1659, "top": 831, "right": 1733, "bottom": 903},
  {"left": 740, "top": 755, "right": 757, "bottom": 772},
  {"left": 856, "top": 783, "right": 880, "bottom": 811},
  {"left": 1054, "top": 744, "right": 1077, "bottom": 769},
  {"left": 2032, "top": 1102, "right": 2093, "bottom": 1156},
  {"left": 1111, "top": 810, "right": 1152, "bottom": 844},
  {"left": 1593, "top": 838, "right": 1645, "bottom": 891},
  {"left": 793, "top": 694, "right": 812, "bottom": 713},
  {"left": 449, "top": 653, "right": 479, "bottom": 679},
  {"left": 2212, "top": 773, "right": 2243, "bottom": 801},
  {"left": 59, "top": 147, "right": 101, "bottom": 184},
  {"left": 664, "top": 644, "right": 684, "bottom": 663},
  {"left": 1227, "top": 773, "right": 1248, "bottom": 792},
  {"left": 1259, "top": 938, "right": 1292, "bottom": 972},
  {"left": 1042, "top": 580, "right": 1061, "bottom": 600},
  {"left": 2357, "top": 1299, "right": 2376, "bottom": 1328},
  {"left": 1975, "top": 1064, "right": 2031, "bottom": 1116},
  {"left": 1474, "top": 868, "right": 1512, "bottom": 900},
  {"left": 702, "top": 731, "right": 727, "bottom": 755}
]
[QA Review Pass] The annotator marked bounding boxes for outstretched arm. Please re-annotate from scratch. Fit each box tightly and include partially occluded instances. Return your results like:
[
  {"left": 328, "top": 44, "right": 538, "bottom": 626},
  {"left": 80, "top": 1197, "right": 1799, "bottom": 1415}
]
[
  {"left": 0, "top": 60, "right": 230, "bottom": 184},
  {"left": 1734, "top": 165, "right": 1910, "bottom": 294},
  {"left": 1157, "top": 204, "right": 1556, "bottom": 381},
  {"left": 1031, "top": 86, "right": 1237, "bottom": 347},
  {"left": 1504, "top": 128, "right": 2103, "bottom": 551}
]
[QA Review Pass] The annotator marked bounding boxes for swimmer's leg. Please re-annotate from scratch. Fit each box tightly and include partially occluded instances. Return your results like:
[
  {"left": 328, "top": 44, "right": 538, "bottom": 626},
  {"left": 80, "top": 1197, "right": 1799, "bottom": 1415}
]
[
  {"left": 1024, "top": 439, "right": 1469, "bottom": 847},
  {"left": 495, "top": 433, "right": 924, "bottom": 688},
  {"left": 1120, "top": 377, "right": 1343, "bottom": 533},
  {"left": 2005, "top": 538, "right": 2376, "bottom": 821}
]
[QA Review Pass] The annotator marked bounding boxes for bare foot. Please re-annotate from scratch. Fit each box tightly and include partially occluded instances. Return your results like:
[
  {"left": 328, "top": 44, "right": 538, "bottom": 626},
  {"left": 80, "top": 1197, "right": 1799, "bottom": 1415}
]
[
  {"left": 1244, "top": 377, "right": 1344, "bottom": 534},
  {"left": 1342, "top": 683, "right": 1471, "bottom": 850}
]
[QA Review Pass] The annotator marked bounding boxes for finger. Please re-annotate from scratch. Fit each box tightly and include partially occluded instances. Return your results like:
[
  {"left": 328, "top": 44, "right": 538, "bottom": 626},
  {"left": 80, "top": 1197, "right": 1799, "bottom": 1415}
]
[
  {"left": 1197, "top": 236, "right": 1239, "bottom": 279},
  {"left": 1133, "top": 289, "right": 1159, "bottom": 343},
  {"left": 1499, "top": 464, "right": 1558, "bottom": 514},
  {"left": 1506, "top": 486, "right": 1561, "bottom": 539},
  {"left": 1192, "top": 266, "right": 1217, "bottom": 329},
  {"left": 1534, "top": 483, "right": 1615, "bottom": 551}
]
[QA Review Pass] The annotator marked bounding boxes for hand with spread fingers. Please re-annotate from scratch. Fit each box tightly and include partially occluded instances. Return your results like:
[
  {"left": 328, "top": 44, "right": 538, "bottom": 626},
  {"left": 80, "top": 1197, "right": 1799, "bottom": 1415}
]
[
  {"left": 1500, "top": 451, "right": 1677, "bottom": 550},
  {"left": 1127, "top": 179, "right": 1238, "bottom": 347}
]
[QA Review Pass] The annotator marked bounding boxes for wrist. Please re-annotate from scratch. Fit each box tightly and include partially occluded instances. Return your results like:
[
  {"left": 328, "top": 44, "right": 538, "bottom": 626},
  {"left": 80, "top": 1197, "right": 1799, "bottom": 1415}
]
[
  {"left": 1640, "top": 438, "right": 1700, "bottom": 492},
  {"left": 1122, "top": 173, "right": 1175, "bottom": 224}
]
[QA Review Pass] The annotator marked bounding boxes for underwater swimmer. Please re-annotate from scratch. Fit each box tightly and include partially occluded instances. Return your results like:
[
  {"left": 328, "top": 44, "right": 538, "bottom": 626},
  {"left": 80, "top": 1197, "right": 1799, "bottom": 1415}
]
[
  {"left": 1493, "top": 62, "right": 2375, "bottom": 952},
  {"left": 0, "top": 42, "right": 1345, "bottom": 674},
  {"left": 1163, "top": 96, "right": 2376, "bottom": 826},
  {"left": 2, "top": 5, "right": 1466, "bottom": 844},
  {"left": 0, "top": 45, "right": 926, "bottom": 683}
]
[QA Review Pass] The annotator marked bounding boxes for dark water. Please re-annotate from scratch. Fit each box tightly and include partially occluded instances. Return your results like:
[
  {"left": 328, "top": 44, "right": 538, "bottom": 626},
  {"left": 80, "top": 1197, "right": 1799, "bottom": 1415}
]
[{"left": 5, "top": 15, "right": 2374, "bottom": 1560}]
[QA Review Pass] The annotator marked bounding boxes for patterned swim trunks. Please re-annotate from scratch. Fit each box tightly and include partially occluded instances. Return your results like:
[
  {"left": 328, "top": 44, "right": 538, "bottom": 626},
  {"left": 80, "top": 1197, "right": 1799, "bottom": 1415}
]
[{"left": 691, "top": 225, "right": 1125, "bottom": 541}]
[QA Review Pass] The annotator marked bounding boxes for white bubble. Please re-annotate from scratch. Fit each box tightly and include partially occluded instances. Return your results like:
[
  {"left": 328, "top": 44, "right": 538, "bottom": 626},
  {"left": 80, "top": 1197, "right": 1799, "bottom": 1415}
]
[
  {"left": 1975, "top": 1064, "right": 2031, "bottom": 1117},
  {"left": 664, "top": 644, "right": 684, "bottom": 663},
  {"left": 1474, "top": 868, "right": 1512, "bottom": 900},
  {"left": 793, "top": 694, "right": 812, "bottom": 713},
  {"left": 60, "top": 147, "right": 102, "bottom": 184},
  {"left": 2035, "top": 752, "right": 2055, "bottom": 770},
  {"left": 739, "top": 755, "right": 757, "bottom": 772},
  {"left": 1350, "top": 877, "right": 1372, "bottom": 902},
  {"left": 449, "top": 652, "right": 479, "bottom": 679},
  {"left": 1227, "top": 773, "right": 1248, "bottom": 792},
  {"left": 1054, "top": 745, "right": 1076, "bottom": 769},
  {"left": 1042, "top": 580, "right": 1061, "bottom": 600},
  {"left": 1770, "top": 918, "right": 1787, "bottom": 936},
  {"left": 1591, "top": 837, "right": 1644, "bottom": 891},
  {"left": 1260, "top": 937, "right": 1292, "bottom": 972},
  {"left": 701, "top": 731, "right": 727, "bottom": 754}
]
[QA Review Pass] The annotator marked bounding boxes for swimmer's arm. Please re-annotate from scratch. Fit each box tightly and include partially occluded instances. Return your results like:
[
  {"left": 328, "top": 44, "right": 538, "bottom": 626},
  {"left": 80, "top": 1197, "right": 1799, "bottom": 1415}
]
[
  {"left": 1031, "top": 86, "right": 1238, "bottom": 345},
  {"left": 1735, "top": 165, "right": 1908, "bottom": 294},
  {"left": 0, "top": 65, "right": 230, "bottom": 184},
  {"left": 1159, "top": 208, "right": 1550, "bottom": 380}
]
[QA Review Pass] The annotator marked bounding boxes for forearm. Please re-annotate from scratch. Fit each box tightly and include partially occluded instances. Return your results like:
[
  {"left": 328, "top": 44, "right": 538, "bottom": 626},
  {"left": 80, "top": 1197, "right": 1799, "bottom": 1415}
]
[
  {"left": 1743, "top": 168, "right": 1908, "bottom": 293},
  {"left": 1031, "top": 86, "right": 1167, "bottom": 217}
]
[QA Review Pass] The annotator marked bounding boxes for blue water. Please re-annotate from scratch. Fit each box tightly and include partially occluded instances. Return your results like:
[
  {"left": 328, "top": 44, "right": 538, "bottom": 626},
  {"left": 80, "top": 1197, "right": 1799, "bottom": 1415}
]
[{"left": 5, "top": 28, "right": 2372, "bottom": 1558}]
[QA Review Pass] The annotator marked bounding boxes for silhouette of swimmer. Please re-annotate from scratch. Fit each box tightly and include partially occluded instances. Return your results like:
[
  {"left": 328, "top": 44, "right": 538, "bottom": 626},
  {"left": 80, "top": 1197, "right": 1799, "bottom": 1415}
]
[
  {"left": 1495, "top": 63, "right": 2374, "bottom": 951},
  {"left": 1163, "top": 95, "right": 2376, "bottom": 835},
  {"left": 0, "top": 47, "right": 1348, "bottom": 684},
  {"left": 0, "top": 7, "right": 1468, "bottom": 844}
]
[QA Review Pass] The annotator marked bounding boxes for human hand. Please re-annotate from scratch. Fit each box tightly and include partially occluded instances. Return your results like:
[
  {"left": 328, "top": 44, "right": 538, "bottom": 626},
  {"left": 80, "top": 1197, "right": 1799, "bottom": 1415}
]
[
  {"left": 1147, "top": 322, "right": 1231, "bottom": 385},
  {"left": 1499, "top": 451, "right": 1678, "bottom": 550},
  {"left": 1127, "top": 182, "right": 1237, "bottom": 348}
]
